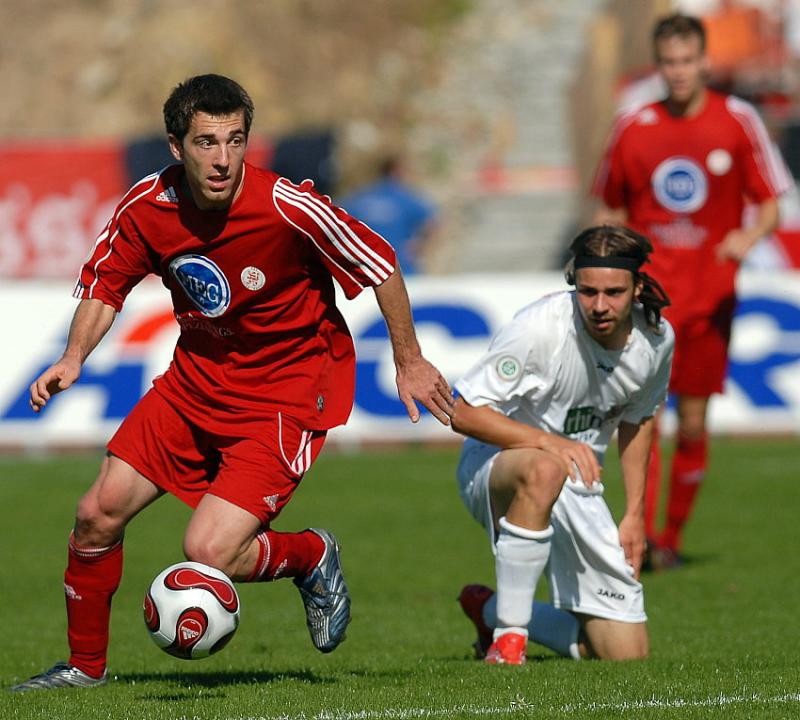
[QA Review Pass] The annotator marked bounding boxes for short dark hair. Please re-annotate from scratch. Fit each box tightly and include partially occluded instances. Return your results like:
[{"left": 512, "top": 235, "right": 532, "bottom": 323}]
[
  {"left": 163, "top": 74, "right": 254, "bottom": 141},
  {"left": 652, "top": 13, "right": 706, "bottom": 58},
  {"left": 565, "top": 225, "right": 670, "bottom": 331}
]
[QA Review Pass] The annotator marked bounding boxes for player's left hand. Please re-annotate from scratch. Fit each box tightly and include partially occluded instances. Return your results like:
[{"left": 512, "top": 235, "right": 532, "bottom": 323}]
[
  {"left": 618, "top": 514, "right": 646, "bottom": 580},
  {"left": 395, "top": 356, "right": 454, "bottom": 425},
  {"left": 716, "top": 228, "right": 758, "bottom": 263}
]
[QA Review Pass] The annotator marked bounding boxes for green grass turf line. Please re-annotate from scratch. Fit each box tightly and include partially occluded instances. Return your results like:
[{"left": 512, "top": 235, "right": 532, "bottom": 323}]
[{"left": 0, "top": 439, "right": 798, "bottom": 719}]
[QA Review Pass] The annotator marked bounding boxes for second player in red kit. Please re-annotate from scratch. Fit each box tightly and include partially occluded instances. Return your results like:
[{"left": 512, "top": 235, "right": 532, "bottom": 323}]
[{"left": 592, "top": 14, "right": 791, "bottom": 566}]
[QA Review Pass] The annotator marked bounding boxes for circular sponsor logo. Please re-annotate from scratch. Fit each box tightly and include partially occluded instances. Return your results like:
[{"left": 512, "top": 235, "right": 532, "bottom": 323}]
[
  {"left": 651, "top": 157, "right": 708, "bottom": 213},
  {"left": 706, "top": 148, "right": 732, "bottom": 176},
  {"left": 169, "top": 255, "right": 231, "bottom": 318},
  {"left": 495, "top": 356, "right": 521, "bottom": 381},
  {"left": 240, "top": 266, "right": 266, "bottom": 291}
]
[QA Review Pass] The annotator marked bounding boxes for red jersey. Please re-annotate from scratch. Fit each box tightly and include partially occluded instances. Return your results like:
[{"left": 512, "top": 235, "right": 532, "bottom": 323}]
[
  {"left": 592, "top": 90, "right": 791, "bottom": 316},
  {"left": 74, "top": 162, "right": 396, "bottom": 435}
]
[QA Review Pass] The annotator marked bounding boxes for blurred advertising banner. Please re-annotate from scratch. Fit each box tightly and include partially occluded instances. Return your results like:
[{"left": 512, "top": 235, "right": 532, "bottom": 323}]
[
  {"left": 0, "top": 143, "right": 126, "bottom": 278},
  {"left": 0, "top": 139, "right": 274, "bottom": 279},
  {"left": 2, "top": 273, "right": 800, "bottom": 449}
]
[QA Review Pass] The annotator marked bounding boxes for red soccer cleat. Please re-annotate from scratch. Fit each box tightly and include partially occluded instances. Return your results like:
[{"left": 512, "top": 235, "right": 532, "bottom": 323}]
[
  {"left": 485, "top": 632, "right": 527, "bottom": 666},
  {"left": 458, "top": 584, "right": 495, "bottom": 659}
]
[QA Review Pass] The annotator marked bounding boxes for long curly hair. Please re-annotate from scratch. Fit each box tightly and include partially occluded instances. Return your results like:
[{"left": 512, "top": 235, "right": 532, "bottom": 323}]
[{"left": 564, "top": 225, "right": 671, "bottom": 331}]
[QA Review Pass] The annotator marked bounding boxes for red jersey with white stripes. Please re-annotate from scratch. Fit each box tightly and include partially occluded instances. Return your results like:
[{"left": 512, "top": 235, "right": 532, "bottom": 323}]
[
  {"left": 592, "top": 90, "right": 791, "bottom": 316},
  {"left": 74, "top": 162, "right": 396, "bottom": 434}
]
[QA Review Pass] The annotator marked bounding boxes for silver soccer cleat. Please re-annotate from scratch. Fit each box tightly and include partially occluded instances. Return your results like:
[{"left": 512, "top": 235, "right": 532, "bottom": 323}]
[
  {"left": 294, "top": 528, "right": 351, "bottom": 653},
  {"left": 9, "top": 662, "right": 108, "bottom": 692}
]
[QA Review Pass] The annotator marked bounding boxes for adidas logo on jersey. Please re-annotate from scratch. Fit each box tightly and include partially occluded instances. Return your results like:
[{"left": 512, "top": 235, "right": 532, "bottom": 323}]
[{"left": 156, "top": 186, "right": 179, "bottom": 203}]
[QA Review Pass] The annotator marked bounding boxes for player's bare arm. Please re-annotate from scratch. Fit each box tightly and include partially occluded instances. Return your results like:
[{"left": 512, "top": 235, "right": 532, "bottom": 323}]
[
  {"left": 29, "top": 298, "right": 117, "bottom": 412},
  {"left": 451, "top": 397, "right": 601, "bottom": 485},
  {"left": 373, "top": 269, "right": 454, "bottom": 425},
  {"left": 716, "top": 197, "right": 780, "bottom": 262},
  {"left": 617, "top": 417, "right": 655, "bottom": 578}
]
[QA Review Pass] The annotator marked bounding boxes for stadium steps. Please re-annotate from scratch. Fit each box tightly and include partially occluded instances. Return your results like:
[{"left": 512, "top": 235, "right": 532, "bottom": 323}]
[{"left": 413, "top": 0, "right": 604, "bottom": 273}]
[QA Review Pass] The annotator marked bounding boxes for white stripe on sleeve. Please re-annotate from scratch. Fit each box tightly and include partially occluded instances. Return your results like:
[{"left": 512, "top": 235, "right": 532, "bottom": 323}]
[{"left": 275, "top": 180, "right": 394, "bottom": 279}]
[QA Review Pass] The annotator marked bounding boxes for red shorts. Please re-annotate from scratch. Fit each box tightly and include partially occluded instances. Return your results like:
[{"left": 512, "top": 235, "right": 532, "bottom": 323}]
[
  {"left": 667, "top": 298, "right": 735, "bottom": 396},
  {"left": 108, "top": 389, "right": 326, "bottom": 525}
]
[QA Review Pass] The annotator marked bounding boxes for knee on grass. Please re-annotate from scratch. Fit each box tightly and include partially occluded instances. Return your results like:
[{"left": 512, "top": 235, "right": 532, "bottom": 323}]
[{"left": 580, "top": 618, "right": 649, "bottom": 661}]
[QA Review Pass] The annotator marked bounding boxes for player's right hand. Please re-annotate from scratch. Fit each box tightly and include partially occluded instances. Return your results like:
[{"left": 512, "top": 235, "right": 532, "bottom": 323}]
[
  {"left": 29, "top": 358, "right": 81, "bottom": 412},
  {"left": 538, "top": 434, "right": 601, "bottom": 486},
  {"left": 395, "top": 355, "right": 454, "bottom": 426}
]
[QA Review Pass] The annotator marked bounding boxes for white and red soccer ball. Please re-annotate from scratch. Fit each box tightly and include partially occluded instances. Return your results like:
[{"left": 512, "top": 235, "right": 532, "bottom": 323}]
[{"left": 143, "top": 561, "right": 240, "bottom": 659}]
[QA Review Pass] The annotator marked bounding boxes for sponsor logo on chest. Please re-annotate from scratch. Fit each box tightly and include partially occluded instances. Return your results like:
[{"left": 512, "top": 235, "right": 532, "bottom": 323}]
[
  {"left": 651, "top": 157, "right": 708, "bottom": 213},
  {"left": 169, "top": 254, "right": 231, "bottom": 318},
  {"left": 563, "top": 406, "right": 599, "bottom": 434},
  {"left": 563, "top": 404, "right": 622, "bottom": 435}
]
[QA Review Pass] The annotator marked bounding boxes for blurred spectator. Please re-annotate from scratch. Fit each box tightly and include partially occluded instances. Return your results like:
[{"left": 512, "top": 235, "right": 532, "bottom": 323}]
[{"left": 339, "top": 156, "right": 437, "bottom": 274}]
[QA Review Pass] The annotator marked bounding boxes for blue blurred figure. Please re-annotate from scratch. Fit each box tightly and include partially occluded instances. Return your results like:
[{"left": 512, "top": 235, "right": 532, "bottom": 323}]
[{"left": 340, "top": 156, "right": 437, "bottom": 274}]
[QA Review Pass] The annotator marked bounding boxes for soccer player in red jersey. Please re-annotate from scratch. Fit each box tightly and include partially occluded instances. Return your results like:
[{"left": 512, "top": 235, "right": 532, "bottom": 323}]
[
  {"left": 592, "top": 14, "right": 792, "bottom": 567},
  {"left": 11, "top": 74, "right": 453, "bottom": 691}
]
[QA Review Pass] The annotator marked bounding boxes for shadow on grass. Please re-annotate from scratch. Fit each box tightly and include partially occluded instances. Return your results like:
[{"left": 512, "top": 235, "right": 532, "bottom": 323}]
[
  {"left": 338, "top": 668, "right": 415, "bottom": 680},
  {"left": 641, "top": 549, "right": 718, "bottom": 575},
  {"left": 122, "top": 667, "right": 332, "bottom": 698}
]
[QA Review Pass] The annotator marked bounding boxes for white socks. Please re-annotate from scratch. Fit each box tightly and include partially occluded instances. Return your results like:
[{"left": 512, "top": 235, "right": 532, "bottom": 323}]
[
  {"left": 494, "top": 516, "right": 553, "bottom": 640},
  {"left": 483, "top": 594, "right": 582, "bottom": 660},
  {"left": 492, "top": 516, "right": 581, "bottom": 658}
]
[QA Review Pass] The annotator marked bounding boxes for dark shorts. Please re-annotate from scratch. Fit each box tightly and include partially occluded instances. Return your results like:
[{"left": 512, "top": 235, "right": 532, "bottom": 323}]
[{"left": 108, "top": 389, "right": 326, "bottom": 525}]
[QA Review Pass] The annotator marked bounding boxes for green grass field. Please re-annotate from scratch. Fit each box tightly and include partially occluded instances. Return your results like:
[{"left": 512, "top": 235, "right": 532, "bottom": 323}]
[{"left": 1, "top": 439, "right": 799, "bottom": 719}]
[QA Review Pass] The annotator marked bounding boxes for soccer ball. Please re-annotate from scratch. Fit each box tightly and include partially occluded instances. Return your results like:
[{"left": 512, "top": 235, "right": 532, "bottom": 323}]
[{"left": 143, "top": 561, "right": 240, "bottom": 659}]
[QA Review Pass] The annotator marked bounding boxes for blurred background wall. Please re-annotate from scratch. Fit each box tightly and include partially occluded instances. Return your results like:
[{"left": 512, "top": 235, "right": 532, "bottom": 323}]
[
  {"left": 3, "top": 0, "right": 800, "bottom": 447},
  {"left": 4, "top": 0, "right": 800, "bottom": 275}
]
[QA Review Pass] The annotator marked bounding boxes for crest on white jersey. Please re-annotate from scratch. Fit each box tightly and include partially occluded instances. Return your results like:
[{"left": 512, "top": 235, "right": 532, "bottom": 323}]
[
  {"left": 495, "top": 356, "right": 521, "bottom": 381},
  {"left": 241, "top": 266, "right": 266, "bottom": 291},
  {"left": 651, "top": 157, "right": 708, "bottom": 213}
]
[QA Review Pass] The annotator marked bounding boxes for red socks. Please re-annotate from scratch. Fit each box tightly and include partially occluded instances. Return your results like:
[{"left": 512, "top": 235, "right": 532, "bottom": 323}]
[
  {"left": 246, "top": 530, "right": 324, "bottom": 582},
  {"left": 64, "top": 533, "right": 123, "bottom": 679},
  {"left": 644, "top": 426, "right": 662, "bottom": 539},
  {"left": 660, "top": 433, "right": 708, "bottom": 551},
  {"left": 64, "top": 529, "right": 324, "bottom": 674}
]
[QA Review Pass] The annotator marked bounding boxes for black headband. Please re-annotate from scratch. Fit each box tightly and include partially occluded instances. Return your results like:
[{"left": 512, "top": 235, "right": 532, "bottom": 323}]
[{"left": 573, "top": 255, "right": 642, "bottom": 272}]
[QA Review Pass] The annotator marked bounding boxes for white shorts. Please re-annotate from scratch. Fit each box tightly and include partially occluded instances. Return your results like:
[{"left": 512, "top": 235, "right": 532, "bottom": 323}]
[{"left": 456, "top": 439, "right": 646, "bottom": 623}]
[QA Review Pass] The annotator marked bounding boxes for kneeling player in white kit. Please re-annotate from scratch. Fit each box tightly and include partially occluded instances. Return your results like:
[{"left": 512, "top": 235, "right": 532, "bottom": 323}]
[{"left": 453, "top": 225, "right": 674, "bottom": 664}]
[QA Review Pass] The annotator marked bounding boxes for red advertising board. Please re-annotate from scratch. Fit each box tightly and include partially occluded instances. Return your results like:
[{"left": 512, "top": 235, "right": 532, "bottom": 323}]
[
  {"left": 0, "top": 139, "right": 272, "bottom": 278},
  {"left": 1, "top": 142, "right": 128, "bottom": 278}
]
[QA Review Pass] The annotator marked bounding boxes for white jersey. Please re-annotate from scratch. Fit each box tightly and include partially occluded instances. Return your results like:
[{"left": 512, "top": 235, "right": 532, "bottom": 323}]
[{"left": 455, "top": 291, "right": 674, "bottom": 463}]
